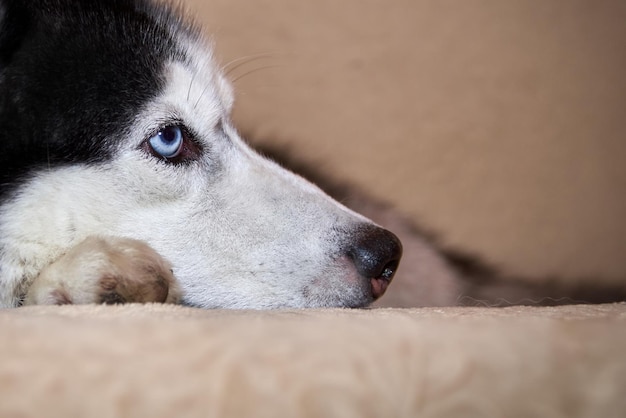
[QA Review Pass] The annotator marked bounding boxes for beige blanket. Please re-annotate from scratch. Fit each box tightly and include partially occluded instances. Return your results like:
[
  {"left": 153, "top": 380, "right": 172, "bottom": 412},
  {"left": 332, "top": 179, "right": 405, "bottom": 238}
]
[{"left": 1, "top": 304, "right": 625, "bottom": 417}]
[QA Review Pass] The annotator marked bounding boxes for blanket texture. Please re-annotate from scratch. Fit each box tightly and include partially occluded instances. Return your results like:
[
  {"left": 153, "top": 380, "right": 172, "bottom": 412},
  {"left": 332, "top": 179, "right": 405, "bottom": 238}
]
[{"left": 1, "top": 303, "right": 625, "bottom": 417}]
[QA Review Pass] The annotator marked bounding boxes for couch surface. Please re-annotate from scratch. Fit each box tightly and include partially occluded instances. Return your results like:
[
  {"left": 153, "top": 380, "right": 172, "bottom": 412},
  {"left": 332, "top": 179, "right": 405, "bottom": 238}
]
[{"left": 2, "top": 303, "right": 625, "bottom": 417}]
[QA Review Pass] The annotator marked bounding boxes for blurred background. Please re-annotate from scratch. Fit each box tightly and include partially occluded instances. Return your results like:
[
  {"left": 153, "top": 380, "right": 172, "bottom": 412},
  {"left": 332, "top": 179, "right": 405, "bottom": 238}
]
[{"left": 184, "top": 0, "right": 626, "bottom": 285}]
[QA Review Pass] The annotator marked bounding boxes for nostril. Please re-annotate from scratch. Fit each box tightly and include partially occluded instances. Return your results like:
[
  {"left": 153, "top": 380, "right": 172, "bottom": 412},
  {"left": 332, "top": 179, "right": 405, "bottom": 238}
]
[
  {"left": 347, "top": 225, "right": 402, "bottom": 299},
  {"left": 380, "top": 259, "right": 400, "bottom": 281}
]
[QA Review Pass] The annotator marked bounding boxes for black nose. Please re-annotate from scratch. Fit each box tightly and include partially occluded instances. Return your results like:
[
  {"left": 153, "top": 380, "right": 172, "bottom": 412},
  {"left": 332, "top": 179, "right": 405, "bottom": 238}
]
[{"left": 347, "top": 225, "right": 403, "bottom": 300}]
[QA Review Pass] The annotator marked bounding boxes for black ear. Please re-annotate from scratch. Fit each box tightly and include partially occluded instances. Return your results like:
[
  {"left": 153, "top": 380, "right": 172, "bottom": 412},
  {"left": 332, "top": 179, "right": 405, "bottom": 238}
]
[{"left": 0, "top": 0, "right": 31, "bottom": 67}]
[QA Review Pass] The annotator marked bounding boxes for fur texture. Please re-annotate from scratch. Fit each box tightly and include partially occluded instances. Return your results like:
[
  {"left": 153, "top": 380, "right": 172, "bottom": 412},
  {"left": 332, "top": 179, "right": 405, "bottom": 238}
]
[{"left": 0, "top": 0, "right": 402, "bottom": 309}]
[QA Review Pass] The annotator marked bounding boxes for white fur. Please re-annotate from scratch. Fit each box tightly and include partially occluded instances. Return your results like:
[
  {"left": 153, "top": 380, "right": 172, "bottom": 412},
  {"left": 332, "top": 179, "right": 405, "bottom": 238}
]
[{"left": 0, "top": 34, "right": 373, "bottom": 308}]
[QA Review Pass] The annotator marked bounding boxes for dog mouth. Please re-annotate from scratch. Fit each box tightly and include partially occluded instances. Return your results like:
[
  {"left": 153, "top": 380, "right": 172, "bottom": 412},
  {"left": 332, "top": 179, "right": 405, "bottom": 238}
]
[
  {"left": 177, "top": 256, "right": 401, "bottom": 309},
  {"left": 162, "top": 219, "right": 402, "bottom": 309},
  {"left": 299, "top": 246, "right": 401, "bottom": 309}
]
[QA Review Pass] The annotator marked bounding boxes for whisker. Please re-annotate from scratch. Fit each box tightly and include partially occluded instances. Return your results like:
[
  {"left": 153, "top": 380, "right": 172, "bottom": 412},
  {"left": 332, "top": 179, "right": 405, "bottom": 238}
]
[
  {"left": 186, "top": 70, "right": 197, "bottom": 102},
  {"left": 193, "top": 83, "right": 211, "bottom": 110},
  {"left": 222, "top": 52, "right": 282, "bottom": 76},
  {"left": 191, "top": 54, "right": 286, "bottom": 107},
  {"left": 231, "top": 64, "right": 283, "bottom": 84}
]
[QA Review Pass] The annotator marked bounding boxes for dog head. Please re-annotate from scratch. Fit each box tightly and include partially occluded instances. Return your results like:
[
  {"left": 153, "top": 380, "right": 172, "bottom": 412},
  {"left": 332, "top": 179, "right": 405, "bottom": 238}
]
[{"left": 0, "top": 0, "right": 401, "bottom": 308}]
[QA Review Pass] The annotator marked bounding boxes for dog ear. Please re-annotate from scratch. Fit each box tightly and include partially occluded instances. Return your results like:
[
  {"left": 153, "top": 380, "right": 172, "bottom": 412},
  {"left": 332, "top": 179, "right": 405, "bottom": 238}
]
[{"left": 0, "top": 0, "right": 31, "bottom": 68}]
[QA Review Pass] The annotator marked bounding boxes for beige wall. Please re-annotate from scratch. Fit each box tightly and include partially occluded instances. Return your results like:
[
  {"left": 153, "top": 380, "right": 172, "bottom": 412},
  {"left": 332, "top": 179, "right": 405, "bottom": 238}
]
[{"left": 184, "top": 0, "right": 626, "bottom": 282}]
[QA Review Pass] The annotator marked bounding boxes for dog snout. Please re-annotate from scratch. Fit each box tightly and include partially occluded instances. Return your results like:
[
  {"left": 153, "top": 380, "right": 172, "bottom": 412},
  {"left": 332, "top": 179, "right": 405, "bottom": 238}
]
[{"left": 347, "top": 225, "right": 403, "bottom": 300}]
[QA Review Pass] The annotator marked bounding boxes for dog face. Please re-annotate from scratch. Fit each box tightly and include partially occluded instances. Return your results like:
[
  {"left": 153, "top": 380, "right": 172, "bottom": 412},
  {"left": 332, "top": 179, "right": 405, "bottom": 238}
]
[{"left": 0, "top": 0, "right": 401, "bottom": 308}]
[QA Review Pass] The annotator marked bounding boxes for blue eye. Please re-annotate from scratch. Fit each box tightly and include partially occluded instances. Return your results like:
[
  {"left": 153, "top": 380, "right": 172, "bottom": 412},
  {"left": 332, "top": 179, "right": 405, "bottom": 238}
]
[{"left": 148, "top": 126, "right": 184, "bottom": 158}]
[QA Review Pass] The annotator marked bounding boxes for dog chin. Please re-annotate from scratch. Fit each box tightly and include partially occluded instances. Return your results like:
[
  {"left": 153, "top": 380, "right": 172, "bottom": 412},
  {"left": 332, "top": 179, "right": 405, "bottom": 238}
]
[{"left": 179, "top": 283, "right": 374, "bottom": 310}]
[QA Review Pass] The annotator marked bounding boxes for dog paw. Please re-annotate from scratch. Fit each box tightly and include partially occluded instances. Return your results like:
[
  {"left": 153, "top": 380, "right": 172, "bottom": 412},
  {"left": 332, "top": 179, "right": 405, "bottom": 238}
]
[{"left": 23, "top": 236, "right": 181, "bottom": 306}]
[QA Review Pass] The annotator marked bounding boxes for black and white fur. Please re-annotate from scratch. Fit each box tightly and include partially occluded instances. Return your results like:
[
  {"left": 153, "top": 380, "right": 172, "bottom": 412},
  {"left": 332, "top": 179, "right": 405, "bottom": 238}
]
[{"left": 0, "top": 0, "right": 402, "bottom": 308}]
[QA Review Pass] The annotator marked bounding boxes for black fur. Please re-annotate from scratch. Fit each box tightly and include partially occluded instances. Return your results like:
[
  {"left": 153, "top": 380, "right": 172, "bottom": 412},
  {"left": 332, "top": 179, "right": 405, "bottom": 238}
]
[{"left": 0, "top": 0, "right": 192, "bottom": 197}]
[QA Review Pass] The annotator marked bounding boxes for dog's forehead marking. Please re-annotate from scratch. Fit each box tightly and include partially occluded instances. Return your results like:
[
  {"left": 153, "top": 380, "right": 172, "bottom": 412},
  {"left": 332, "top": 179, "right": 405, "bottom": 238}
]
[
  {"left": 123, "top": 62, "right": 233, "bottom": 156},
  {"left": 165, "top": 61, "right": 225, "bottom": 126},
  {"left": 129, "top": 33, "right": 237, "bottom": 149},
  {"left": 177, "top": 35, "right": 234, "bottom": 112}
]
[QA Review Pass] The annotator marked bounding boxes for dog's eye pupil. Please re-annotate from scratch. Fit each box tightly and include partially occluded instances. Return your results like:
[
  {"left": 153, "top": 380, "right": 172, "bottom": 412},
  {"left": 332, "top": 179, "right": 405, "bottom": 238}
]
[{"left": 148, "top": 126, "right": 183, "bottom": 158}]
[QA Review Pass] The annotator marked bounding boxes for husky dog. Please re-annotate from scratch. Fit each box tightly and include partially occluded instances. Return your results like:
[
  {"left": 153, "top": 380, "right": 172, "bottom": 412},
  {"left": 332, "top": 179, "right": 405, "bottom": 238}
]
[{"left": 0, "top": 0, "right": 403, "bottom": 309}]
